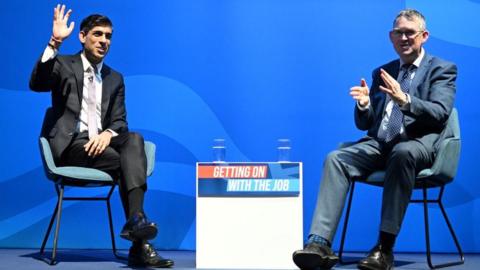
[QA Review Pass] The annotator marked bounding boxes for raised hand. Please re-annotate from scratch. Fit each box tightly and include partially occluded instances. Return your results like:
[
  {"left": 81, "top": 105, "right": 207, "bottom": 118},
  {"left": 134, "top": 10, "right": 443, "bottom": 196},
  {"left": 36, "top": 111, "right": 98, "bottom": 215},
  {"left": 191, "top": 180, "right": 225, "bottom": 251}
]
[
  {"left": 379, "top": 69, "right": 408, "bottom": 106},
  {"left": 52, "top": 4, "right": 75, "bottom": 42},
  {"left": 350, "top": 78, "right": 370, "bottom": 107}
]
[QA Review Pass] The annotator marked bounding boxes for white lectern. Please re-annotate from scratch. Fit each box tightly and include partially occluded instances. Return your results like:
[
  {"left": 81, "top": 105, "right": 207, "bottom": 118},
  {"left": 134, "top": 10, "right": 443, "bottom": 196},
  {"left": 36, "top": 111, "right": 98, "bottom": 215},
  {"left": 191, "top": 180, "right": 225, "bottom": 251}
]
[{"left": 196, "top": 162, "right": 303, "bottom": 269}]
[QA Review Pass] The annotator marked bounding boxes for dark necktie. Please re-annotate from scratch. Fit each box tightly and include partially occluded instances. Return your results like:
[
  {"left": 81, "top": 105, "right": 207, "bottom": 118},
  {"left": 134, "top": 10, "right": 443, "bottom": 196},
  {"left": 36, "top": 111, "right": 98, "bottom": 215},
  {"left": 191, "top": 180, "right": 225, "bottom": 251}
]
[
  {"left": 87, "top": 67, "right": 98, "bottom": 139},
  {"left": 382, "top": 64, "right": 415, "bottom": 143}
]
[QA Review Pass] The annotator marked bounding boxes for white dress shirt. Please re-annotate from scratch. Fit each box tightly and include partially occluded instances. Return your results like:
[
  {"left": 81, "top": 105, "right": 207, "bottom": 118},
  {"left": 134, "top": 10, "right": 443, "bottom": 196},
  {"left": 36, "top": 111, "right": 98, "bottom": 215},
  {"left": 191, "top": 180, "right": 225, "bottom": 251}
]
[
  {"left": 41, "top": 46, "right": 117, "bottom": 136},
  {"left": 78, "top": 52, "right": 103, "bottom": 134}
]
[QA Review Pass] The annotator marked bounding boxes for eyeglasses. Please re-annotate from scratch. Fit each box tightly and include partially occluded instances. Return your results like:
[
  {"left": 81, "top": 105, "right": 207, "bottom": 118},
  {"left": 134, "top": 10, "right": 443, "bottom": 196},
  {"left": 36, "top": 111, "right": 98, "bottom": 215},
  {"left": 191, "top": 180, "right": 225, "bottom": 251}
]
[{"left": 390, "top": 29, "right": 424, "bottom": 39}]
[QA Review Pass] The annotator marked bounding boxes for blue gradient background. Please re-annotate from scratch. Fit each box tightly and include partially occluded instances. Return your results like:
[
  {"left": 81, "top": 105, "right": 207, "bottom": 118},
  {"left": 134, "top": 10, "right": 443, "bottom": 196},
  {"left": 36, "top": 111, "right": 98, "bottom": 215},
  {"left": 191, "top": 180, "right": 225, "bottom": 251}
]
[{"left": 1, "top": 0, "right": 479, "bottom": 252}]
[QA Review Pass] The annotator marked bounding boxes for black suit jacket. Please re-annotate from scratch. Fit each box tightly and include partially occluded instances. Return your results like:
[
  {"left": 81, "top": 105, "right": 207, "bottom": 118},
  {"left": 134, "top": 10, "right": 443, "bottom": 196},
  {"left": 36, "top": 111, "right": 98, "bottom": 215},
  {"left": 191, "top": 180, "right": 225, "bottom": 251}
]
[
  {"left": 30, "top": 53, "right": 128, "bottom": 161},
  {"left": 354, "top": 53, "right": 457, "bottom": 152}
]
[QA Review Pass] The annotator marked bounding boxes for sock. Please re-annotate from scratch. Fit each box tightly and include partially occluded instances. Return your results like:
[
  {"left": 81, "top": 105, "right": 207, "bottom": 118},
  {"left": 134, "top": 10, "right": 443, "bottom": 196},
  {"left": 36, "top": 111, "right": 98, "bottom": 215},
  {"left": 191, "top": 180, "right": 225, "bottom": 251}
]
[
  {"left": 127, "top": 187, "right": 145, "bottom": 218},
  {"left": 379, "top": 231, "right": 396, "bottom": 251},
  {"left": 307, "top": 234, "right": 331, "bottom": 247},
  {"left": 132, "top": 239, "right": 146, "bottom": 247}
]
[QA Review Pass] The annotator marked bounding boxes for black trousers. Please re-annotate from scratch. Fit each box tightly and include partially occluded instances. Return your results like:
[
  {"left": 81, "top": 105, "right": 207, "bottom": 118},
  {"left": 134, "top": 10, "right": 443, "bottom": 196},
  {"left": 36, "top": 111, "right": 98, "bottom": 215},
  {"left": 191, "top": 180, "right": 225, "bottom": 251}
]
[{"left": 61, "top": 131, "right": 147, "bottom": 217}]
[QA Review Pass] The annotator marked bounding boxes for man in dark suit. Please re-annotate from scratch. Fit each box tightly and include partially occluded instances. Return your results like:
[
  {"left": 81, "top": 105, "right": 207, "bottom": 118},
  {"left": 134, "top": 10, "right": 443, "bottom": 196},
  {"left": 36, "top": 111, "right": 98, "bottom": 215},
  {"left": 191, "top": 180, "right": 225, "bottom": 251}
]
[
  {"left": 30, "top": 5, "right": 173, "bottom": 268},
  {"left": 293, "top": 9, "right": 457, "bottom": 270}
]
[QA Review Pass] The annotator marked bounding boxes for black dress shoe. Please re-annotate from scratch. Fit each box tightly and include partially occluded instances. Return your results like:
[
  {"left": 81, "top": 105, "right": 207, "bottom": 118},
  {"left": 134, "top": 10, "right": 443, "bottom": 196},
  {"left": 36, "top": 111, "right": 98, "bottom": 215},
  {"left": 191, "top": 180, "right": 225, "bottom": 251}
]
[
  {"left": 292, "top": 242, "right": 339, "bottom": 270},
  {"left": 357, "top": 244, "right": 394, "bottom": 270},
  {"left": 128, "top": 241, "right": 174, "bottom": 268},
  {"left": 121, "top": 212, "right": 158, "bottom": 241}
]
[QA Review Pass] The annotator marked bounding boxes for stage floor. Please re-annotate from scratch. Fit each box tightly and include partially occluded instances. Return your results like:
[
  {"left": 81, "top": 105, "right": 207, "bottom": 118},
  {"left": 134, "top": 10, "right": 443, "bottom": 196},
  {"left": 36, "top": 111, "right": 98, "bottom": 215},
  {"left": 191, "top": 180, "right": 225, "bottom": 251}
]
[{"left": 0, "top": 249, "right": 478, "bottom": 269}]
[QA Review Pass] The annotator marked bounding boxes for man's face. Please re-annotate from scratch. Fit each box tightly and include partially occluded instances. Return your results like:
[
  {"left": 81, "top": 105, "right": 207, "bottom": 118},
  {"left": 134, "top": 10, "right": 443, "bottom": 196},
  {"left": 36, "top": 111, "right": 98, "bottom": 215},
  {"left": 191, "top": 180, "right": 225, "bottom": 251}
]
[
  {"left": 389, "top": 16, "right": 429, "bottom": 63},
  {"left": 79, "top": 25, "right": 112, "bottom": 64}
]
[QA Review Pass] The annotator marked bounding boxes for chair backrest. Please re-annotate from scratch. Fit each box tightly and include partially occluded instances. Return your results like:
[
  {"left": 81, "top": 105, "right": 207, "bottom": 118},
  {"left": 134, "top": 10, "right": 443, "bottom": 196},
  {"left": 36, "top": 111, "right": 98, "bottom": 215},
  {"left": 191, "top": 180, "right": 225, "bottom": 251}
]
[
  {"left": 39, "top": 137, "right": 58, "bottom": 181},
  {"left": 418, "top": 108, "right": 461, "bottom": 185},
  {"left": 38, "top": 108, "right": 58, "bottom": 181},
  {"left": 434, "top": 108, "right": 460, "bottom": 143},
  {"left": 144, "top": 141, "right": 156, "bottom": 177},
  {"left": 357, "top": 108, "right": 461, "bottom": 187},
  {"left": 447, "top": 108, "right": 460, "bottom": 139}
]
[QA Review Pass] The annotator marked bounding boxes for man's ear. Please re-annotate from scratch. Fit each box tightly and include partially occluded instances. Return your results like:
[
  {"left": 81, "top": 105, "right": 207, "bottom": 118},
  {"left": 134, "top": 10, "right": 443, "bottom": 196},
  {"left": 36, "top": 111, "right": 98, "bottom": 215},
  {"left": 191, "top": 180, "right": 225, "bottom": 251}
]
[
  {"left": 79, "top": 31, "right": 86, "bottom": 44},
  {"left": 421, "top": 30, "right": 430, "bottom": 43}
]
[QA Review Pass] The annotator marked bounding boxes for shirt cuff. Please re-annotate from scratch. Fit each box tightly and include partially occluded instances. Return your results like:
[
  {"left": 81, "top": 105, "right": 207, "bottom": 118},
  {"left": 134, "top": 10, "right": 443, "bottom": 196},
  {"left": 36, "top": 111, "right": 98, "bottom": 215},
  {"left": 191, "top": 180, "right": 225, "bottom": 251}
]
[
  {"left": 357, "top": 101, "right": 370, "bottom": 111},
  {"left": 41, "top": 46, "right": 58, "bottom": 63},
  {"left": 399, "top": 93, "right": 411, "bottom": 110},
  {"left": 106, "top": 129, "right": 118, "bottom": 137}
]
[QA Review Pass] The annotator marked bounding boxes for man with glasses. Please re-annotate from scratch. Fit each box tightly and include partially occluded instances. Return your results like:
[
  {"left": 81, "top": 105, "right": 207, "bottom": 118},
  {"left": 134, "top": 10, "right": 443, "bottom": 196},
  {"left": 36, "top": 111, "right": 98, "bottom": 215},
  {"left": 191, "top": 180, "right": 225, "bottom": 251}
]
[{"left": 293, "top": 9, "right": 457, "bottom": 270}]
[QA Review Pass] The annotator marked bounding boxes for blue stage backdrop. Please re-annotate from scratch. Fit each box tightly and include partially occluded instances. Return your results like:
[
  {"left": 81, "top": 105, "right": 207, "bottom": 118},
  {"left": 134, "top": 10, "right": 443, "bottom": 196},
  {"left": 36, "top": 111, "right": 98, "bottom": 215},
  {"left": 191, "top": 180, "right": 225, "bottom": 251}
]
[{"left": 1, "top": 0, "right": 479, "bottom": 252}]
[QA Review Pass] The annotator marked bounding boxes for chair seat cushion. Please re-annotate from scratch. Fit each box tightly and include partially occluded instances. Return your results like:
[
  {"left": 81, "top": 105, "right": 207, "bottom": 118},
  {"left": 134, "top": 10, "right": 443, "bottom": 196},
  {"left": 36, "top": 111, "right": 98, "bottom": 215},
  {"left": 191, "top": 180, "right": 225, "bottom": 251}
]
[
  {"left": 359, "top": 168, "right": 441, "bottom": 188},
  {"left": 52, "top": 166, "right": 114, "bottom": 186},
  {"left": 39, "top": 137, "right": 155, "bottom": 187},
  {"left": 365, "top": 171, "right": 386, "bottom": 184}
]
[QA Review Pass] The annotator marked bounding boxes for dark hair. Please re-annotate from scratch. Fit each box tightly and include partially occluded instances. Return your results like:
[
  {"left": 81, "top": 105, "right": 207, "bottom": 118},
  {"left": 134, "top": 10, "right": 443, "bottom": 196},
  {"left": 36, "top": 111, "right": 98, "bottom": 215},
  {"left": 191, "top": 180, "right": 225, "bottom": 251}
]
[{"left": 80, "top": 14, "right": 113, "bottom": 33}]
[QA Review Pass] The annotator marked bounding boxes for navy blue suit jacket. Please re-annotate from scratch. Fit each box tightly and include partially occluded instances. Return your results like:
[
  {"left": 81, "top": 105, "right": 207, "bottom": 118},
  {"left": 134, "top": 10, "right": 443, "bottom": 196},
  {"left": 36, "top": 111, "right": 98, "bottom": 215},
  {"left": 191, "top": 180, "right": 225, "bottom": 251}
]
[
  {"left": 354, "top": 53, "right": 457, "bottom": 152},
  {"left": 30, "top": 53, "right": 128, "bottom": 161}
]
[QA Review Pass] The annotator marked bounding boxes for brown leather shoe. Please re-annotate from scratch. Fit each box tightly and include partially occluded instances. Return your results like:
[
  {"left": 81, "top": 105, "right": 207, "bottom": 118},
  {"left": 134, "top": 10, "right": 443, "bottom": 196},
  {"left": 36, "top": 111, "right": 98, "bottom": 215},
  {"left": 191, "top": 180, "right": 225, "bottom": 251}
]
[
  {"left": 128, "top": 241, "right": 174, "bottom": 268},
  {"left": 292, "top": 242, "right": 338, "bottom": 270},
  {"left": 357, "top": 244, "right": 394, "bottom": 270}
]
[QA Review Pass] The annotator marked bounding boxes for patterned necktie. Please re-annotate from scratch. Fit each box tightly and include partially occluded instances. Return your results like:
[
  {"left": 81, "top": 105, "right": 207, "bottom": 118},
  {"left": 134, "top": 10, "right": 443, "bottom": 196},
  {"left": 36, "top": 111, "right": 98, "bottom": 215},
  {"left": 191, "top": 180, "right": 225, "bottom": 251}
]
[
  {"left": 382, "top": 64, "right": 415, "bottom": 143},
  {"left": 86, "top": 67, "right": 98, "bottom": 139}
]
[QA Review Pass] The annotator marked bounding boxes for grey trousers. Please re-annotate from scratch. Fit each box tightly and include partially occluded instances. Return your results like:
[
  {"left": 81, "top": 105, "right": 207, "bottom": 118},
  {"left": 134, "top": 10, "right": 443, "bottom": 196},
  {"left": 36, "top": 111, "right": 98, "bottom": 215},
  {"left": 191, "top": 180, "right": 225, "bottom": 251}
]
[{"left": 309, "top": 137, "right": 433, "bottom": 242}]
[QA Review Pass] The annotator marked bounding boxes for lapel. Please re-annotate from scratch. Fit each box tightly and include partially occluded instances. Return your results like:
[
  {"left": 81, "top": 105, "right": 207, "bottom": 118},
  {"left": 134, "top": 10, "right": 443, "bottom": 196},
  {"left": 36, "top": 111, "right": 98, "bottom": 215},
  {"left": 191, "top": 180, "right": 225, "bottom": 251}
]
[
  {"left": 409, "top": 53, "right": 432, "bottom": 98},
  {"left": 71, "top": 54, "right": 84, "bottom": 104},
  {"left": 100, "top": 65, "right": 112, "bottom": 124}
]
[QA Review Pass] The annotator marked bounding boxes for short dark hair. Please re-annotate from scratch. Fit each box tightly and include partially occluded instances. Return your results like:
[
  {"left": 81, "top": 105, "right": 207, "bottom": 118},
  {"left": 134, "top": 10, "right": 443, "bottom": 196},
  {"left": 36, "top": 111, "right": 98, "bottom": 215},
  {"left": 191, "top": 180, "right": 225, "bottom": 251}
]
[
  {"left": 394, "top": 9, "right": 426, "bottom": 31},
  {"left": 80, "top": 14, "right": 113, "bottom": 34}
]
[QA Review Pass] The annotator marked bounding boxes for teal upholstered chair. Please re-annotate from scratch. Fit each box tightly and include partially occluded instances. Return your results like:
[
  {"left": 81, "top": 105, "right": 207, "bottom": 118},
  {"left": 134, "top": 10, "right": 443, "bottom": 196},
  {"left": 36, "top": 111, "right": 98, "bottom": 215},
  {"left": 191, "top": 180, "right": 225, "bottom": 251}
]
[
  {"left": 338, "top": 108, "right": 464, "bottom": 269},
  {"left": 38, "top": 136, "right": 156, "bottom": 265}
]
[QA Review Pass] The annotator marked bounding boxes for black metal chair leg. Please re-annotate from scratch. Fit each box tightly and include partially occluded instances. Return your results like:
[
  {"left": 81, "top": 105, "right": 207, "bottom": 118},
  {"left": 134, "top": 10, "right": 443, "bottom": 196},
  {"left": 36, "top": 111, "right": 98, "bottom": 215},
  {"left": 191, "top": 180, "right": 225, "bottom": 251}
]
[
  {"left": 39, "top": 184, "right": 131, "bottom": 265},
  {"left": 436, "top": 200, "right": 465, "bottom": 268},
  {"left": 44, "top": 185, "right": 64, "bottom": 265},
  {"left": 40, "top": 202, "right": 59, "bottom": 254},
  {"left": 422, "top": 185, "right": 434, "bottom": 269},
  {"left": 422, "top": 186, "right": 465, "bottom": 269},
  {"left": 339, "top": 181, "right": 356, "bottom": 264},
  {"left": 422, "top": 185, "right": 465, "bottom": 269},
  {"left": 106, "top": 187, "right": 128, "bottom": 261}
]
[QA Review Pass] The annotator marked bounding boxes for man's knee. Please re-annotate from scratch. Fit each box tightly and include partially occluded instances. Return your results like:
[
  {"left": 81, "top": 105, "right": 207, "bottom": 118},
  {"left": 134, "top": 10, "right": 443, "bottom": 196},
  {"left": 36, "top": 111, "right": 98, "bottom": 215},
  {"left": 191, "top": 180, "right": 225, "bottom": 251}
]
[
  {"left": 389, "top": 143, "right": 415, "bottom": 165},
  {"left": 96, "top": 148, "right": 121, "bottom": 174},
  {"left": 127, "top": 132, "right": 145, "bottom": 147},
  {"left": 103, "top": 147, "right": 121, "bottom": 161},
  {"left": 324, "top": 150, "right": 342, "bottom": 167}
]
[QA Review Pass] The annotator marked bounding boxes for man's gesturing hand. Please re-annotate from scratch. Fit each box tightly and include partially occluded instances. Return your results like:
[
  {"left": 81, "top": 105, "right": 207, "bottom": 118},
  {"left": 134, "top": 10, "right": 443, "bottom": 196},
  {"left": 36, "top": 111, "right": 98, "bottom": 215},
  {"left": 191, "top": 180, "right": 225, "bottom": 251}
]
[
  {"left": 350, "top": 78, "right": 370, "bottom": 107},
  {"left": 52, "top": 4, "right": 75, "bottom": 42},
  {"left": 379, "top": 69, "right": 408, "bottom": 106},
  {"left": 84, "top": 131, "right": 113, "bottom": 157}
]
